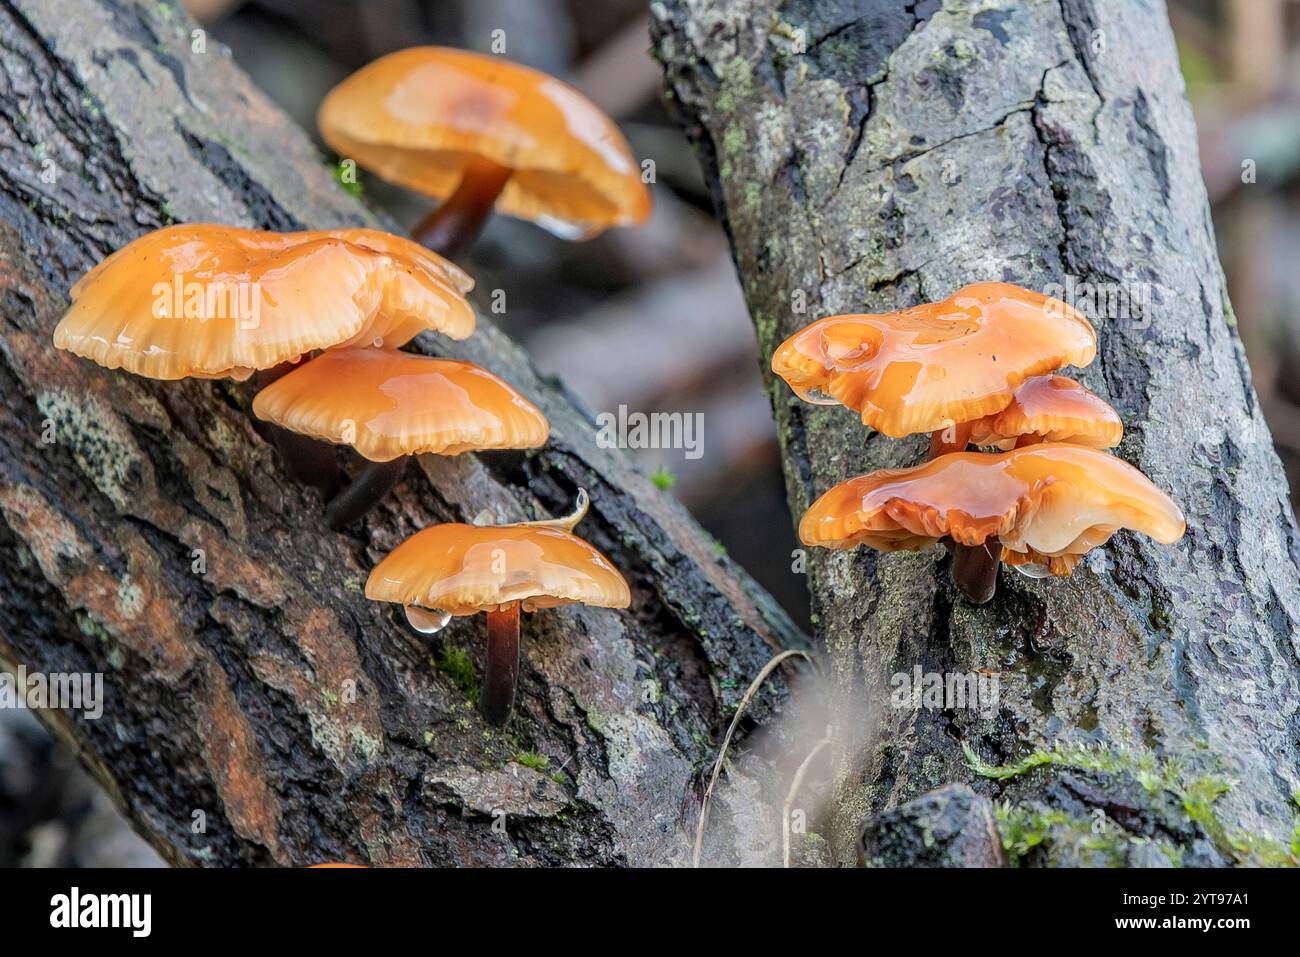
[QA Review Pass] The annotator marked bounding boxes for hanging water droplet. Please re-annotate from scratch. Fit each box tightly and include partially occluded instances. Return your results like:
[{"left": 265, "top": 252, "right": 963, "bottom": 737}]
[
  {"left": 794, "top": 386, "right": 841, "bottom": 406},
  {"left": 1011, "top": 563, "right": 1051, "bottom": 580},
  {"left": 472, "top": 508, "right": 496, "bottom": 526},
  {"left": 533, "top": 213, "right": 595, "bottom": 241},
  {"left": 405, "top": 605, "right": 451, "bottom": 634}
]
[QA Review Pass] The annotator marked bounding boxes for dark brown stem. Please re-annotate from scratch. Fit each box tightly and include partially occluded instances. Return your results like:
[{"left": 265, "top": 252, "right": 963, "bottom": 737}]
[
  {"left": 951, "top": 540, "right": 1001, "bottom": 605},
  {"left": 253, "top": 362, "right": 341, "bottom": 495},
  {"left": 482, "top": 601, "right": 521, "bottom": 726},
  {"left": 929, "top": 420, "right": 1001, "bottom": 603},
  {"left": 324, "top": 456, "right": 408, "bottom": 530},
  {"left": 411, "top": 157, "right": 513, "bottom": 260}
]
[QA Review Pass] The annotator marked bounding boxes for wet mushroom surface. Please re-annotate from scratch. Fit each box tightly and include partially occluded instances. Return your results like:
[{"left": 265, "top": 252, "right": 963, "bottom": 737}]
[
  {"left": 253, "top": 347, "right": 550, "bottom": 528},
  {"left": 798, "top": 443, "right": 1186, "bottom": 582},
  {"left": 364, "top": 491, "right": 630, "bottom": 725},
  {"left": 318, "top": 46, "right": 652, "bottom": 257}
]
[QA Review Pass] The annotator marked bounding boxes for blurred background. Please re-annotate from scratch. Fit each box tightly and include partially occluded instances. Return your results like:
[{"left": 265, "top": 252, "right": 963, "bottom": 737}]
[{"left": 3, "top": 0, "right": 1298, "bottom": 867}]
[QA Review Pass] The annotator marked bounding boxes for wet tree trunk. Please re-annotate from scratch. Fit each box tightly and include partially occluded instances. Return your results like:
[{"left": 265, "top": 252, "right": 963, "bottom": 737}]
[
  {"left": 0, "top": 0, "right": 807, "bottom": 866},
  {"left": 656, "top": 0, "right": 1300, "bottom": 865}
]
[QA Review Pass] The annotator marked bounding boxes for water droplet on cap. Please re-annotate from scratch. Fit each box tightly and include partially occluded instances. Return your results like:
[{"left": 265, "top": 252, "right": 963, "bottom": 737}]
[{"left": 405, "top": 605, "right": 451, "bottom": 634}]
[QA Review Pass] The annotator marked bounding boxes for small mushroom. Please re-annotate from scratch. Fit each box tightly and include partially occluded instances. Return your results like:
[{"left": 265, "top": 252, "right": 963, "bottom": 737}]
[
  {"left": 252, "top": 347, "right": 549, "bottom": 529},
  {"left": 771, "top": 281, "right": 1097, "bottom": 601},
  {"left": 55, "top": 224, "right": 476, "bottom": 491},
  {"left": 798, "top": 443, "right": 1185, "bottom": 598},
  {"left": 365, "top": 490, "right": 631, "bottom": 725},
  {"left": 967, "top": 374, "right": 1123, "bottom": 450},
  {"left": 318, "top": 47, "right": 651, "bottom": 258}
]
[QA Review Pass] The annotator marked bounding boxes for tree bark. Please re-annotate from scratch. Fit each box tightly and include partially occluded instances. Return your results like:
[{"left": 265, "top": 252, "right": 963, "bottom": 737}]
[
  {"left": 656, "top": 0, "right": 1300, "bottom": 865},
  {"left": 0, "top": 0, "right": 808, "bottom": 866}
]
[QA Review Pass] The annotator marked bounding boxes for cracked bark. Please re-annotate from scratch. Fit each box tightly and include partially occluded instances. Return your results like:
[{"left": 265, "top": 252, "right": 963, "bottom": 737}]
[
  {"left": 0, "top": 0, "right": 808, "bottom": 866},
  {"left": 656, "top": 0, "right": 1300, "bottom": 865}
]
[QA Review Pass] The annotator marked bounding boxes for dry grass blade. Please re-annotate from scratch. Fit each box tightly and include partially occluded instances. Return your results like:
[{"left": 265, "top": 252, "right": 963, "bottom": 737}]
[
  {"left": 692, "top": 648, "right": 814, "bottom": 867},
  {"left": 782, "top": 726, "right": 833, "bottom": 867}
]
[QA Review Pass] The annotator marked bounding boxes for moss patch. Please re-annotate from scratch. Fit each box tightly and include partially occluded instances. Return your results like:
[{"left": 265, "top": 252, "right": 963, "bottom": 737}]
[
  {"left": 650, "top": 466, "right": 676, "bottom": 491},
  {"left": 513, "top": 750, "right": 549, "bottom": 771},
  {"left": 964, "top": 742, "right": 1299, "bottom": 867},
  {"left": 437, "top": 646, "right": 479, "bottom": 704}
]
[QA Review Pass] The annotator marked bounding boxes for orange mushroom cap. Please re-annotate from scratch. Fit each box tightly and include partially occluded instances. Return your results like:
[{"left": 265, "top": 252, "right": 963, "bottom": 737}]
[
  {"left": 251, "top": 348, "right": 549, "bottom": 462},
  {"left": 366, "top": 518, "right": 631, "bottom": 619},
  {"left": 968, "top": 375, "right": 1123, "bottom": 450},
  {"left": 770, "top": 282, "right": 1096, "bottom": 438},
  {"left": 317, "top": 47, "right": 651, "bottom": 238},
  {"left": 798, "top": 444, "right": 1185, "bottom": 573},
  {"left": 54, "top": 224, "right": 475, "bottom": 381}
]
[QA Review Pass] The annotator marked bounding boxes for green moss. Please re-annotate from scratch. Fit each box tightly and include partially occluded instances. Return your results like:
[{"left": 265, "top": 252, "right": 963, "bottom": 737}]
[
  {"left": 330, "top": 162, "right": 364, "bottom": 198},
  {"left": 650, "top": 466, "right": 676, "bottom": 491},
  {"left": 513, "top": 750, "right": 549, "bottom": 771},
  {"left": 962, "top": 741, "right": 1174, "bottom": 792},
  {"left": 964, "top": 742, "right": 1299, "bottom": 867},
  {"left": 437, "top": 646, "right": 479, "bottom": 704},
  {"left": 320, "top": 689, "right": 339, "bottom": 709},
  {"left": 995, "top": 803, "right": 1180, "bottom": 867}
]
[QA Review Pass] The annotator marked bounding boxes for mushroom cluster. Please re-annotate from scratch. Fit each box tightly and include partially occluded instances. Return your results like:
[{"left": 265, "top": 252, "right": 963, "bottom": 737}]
[
  {"left": 773, "top": 281, "right": 1185, "bottom": 604},
  {"left": 53, "top": 47, "right": 651, "bottom": 725}
]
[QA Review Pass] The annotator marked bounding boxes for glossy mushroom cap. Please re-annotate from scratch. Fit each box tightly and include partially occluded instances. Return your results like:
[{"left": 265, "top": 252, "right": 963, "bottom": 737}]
[
  {"left": 252, "top": 348, "right": 549, "bottom": 462},
  {"left": 55, "top": 225, "right": 475, "bottom": 381},
  {"left": 968, "top": 375, "right": 1123, "bottom": 450},
  {"left": 799, "top": 444, "right": 1185, "bottom": 572},
  {"left": 365, "top": 521, "right": 631, "bottom": 618},
  {"left": 771, "top": 282, "right": 1096, "bottom": 438},
  {"left": 318, "top": 47, "right": 651, "bottom": 238}
]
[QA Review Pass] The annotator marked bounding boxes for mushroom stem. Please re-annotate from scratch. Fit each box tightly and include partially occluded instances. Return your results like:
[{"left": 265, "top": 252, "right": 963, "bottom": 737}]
[
  {"left": 325, "top": 456, "right": 408, "bottom": 530},
  {"left": 951, "top": 540, "right": 1001, "bottom": 605},
  {"left": 928, "top": 419, "right": 973, "bottom": 458},
  {"left": 928, "top": 420, "right": 1001, "bottom": 603},
  {"left": 411, "top": 157, "right": 513, "bottom": 260},
  {"left": 254, "top": 363, "right": 341, "bottom": 495},
  {"left": 482, "top": 600, "right": 521, "bottom": 726}
]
